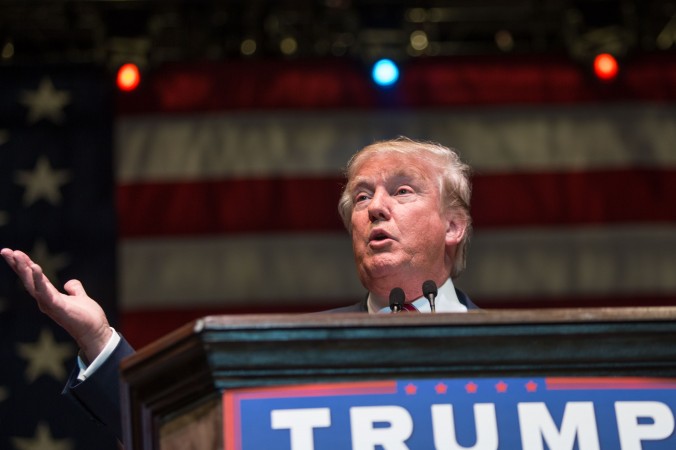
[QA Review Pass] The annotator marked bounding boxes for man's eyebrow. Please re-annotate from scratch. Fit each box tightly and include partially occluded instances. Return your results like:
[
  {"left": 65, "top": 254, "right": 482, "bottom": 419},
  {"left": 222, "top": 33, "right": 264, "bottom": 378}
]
[
  {"left": 348, "top": 169, "right": 426, "bottom": 191},
  {"left": 388, "top": 168, "right": 428, "bottom": 186},
  {"left": 346, "top": 176, "right": 372, "bottom": 194},
  {"left": 392, "top": 168, "right": 423, "bottom": 180}
]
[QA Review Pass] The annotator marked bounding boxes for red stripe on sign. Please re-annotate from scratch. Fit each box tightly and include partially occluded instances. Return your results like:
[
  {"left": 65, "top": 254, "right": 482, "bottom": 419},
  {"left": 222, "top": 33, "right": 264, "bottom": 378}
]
[
  {"left": 546, "top": 377, "right": 676, "bottom": 390},
  {"left": 117, "top": 169, "right": 676, "bottom": 237},
  {"left": 223, "top": 391, "right": 243, "bottom": 450},
  {"left": 227, "top": 381, "right": 397, "bottom": 400}
]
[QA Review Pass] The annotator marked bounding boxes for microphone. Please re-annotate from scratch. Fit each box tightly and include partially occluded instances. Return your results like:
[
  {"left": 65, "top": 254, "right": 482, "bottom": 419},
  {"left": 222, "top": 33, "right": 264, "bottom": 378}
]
[
  {"left": 389, "top": 287, "right": 405, "bottom": 313},
  {"left": 422, "top": 280, "right": 438, "bottom": 313}
]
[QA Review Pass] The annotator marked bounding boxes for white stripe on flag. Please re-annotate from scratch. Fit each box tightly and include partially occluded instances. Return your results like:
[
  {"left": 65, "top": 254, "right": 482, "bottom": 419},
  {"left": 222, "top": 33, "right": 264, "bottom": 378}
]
[
  {"left": 119, "top": 233, "right": 360, "bottom": 308},
  {"left": 457, "top": 225, "right": 676, "bottom": 299},
  {"left": 116, "top": 105, "right": 676, "bottom": 182},
  {"left": 120, "top": 225, "right": 676, "bottom": 309}
]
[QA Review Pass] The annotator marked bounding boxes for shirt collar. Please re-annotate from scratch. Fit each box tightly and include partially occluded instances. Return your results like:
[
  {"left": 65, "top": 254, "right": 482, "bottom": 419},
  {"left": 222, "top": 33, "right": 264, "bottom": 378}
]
[{"left": 368, "top": 278, "right": 468, "bottom": 314}]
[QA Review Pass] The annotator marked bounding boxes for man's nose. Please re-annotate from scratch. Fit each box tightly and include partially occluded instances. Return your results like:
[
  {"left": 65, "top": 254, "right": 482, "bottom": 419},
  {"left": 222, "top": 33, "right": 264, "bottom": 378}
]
[{"left": 368, "top": 189, "right": 392, "bottom": 222}]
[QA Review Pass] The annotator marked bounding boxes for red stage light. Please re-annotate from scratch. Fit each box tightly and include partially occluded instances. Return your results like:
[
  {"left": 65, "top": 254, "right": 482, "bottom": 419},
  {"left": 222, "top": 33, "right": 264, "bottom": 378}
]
[
  {"left": 593, "top": 53, "right": 619, "bottom": 81},
  {"left": 117, "top": 63, "right": 141, "bottom": 91}
]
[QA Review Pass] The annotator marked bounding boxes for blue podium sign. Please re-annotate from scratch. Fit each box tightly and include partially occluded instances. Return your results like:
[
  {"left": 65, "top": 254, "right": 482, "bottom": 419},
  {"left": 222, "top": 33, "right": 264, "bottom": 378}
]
[{"left": 223, "top": 377, "right": 676, "bottom": 449}]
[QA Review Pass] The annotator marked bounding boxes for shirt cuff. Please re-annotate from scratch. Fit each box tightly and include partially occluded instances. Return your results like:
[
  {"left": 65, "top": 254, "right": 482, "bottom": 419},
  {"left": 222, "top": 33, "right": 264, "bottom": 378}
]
[{"left": 76, "top": 327, "right": 120, "bottom": 381}]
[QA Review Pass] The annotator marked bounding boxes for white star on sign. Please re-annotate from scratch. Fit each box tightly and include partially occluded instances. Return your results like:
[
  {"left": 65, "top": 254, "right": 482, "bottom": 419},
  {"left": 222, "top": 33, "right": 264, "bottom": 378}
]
[
  {"left": 29, "top": 239, "right": 70, "bottom": 283},
  {"left": 19, "top": 77, "right": 71, "bottom": 124},
  {"left": 12, "top": 422, "right": 74, "bottom": 450},
  {"left": 16, "top": 328, "right": 75, "bottom": 383},
  {"left": 15, "top": 155, "right": 71, "bottom": 206}
]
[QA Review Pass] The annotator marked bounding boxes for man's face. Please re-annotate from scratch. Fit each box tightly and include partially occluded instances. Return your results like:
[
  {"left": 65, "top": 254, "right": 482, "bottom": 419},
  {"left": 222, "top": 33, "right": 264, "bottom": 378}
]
[{"left": 348, "top": 152, "right": 459, "bottom": 299}]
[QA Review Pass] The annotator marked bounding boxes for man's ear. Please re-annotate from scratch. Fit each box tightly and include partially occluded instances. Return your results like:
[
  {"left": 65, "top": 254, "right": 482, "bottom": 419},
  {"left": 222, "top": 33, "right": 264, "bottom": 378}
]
[{"left": 444, "top": 215, "right": 466, "bottom": 247}]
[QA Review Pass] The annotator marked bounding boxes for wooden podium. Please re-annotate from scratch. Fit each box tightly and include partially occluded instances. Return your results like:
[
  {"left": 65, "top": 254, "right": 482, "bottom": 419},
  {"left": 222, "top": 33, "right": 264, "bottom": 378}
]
[{"left": 119, "top": 307, "right": 676, "bottom": 449}]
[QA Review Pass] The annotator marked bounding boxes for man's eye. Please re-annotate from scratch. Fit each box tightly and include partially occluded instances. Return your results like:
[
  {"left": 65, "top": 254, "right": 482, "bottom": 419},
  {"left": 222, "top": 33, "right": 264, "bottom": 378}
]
[
  {"left": 355, "top": 194, "right": 370, "bottom": 202},
  {"left": 395, "top": 188, "right": 412, "bottom": 195}
]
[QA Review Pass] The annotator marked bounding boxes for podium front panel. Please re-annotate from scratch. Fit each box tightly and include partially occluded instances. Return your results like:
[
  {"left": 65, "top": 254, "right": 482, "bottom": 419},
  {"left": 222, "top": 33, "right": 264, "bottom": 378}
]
[{"left": 120, "top": 308, "right": 676, "bottom": 449}]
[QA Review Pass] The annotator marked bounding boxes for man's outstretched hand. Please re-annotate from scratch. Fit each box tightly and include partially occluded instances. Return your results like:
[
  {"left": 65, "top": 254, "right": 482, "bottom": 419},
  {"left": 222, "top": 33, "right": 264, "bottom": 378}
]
[{"left": 1, "top": 248, "right": 112, "bottom": 363}]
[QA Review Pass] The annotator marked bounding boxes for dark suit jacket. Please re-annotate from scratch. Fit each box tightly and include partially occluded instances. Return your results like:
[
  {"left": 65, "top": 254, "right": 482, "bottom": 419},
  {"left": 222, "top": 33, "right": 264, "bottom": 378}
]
[
  {"left": 63, "top": 336, "right": 134, "bottom": 442},
  {"left": 63, "top": 290, "right": 477, "bottom": 442}
]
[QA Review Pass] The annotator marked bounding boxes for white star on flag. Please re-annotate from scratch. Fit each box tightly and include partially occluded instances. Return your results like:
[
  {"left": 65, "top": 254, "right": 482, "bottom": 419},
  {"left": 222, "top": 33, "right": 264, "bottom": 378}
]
[
  {"left": 15, "top": 155, "right": 72, "bottom": 207},
  {"left": 29, "top": 239, "right": 69, "bottom": 283},
  {"left": 11, "top": 422, "right": 74, "bottom": 450},
  {"left": 19, "top": 77, "right": 71, "bottom": 124},
  {"left": 16, "top": 328, "right": 74, "bottom": 383},
  {"left": 0, "top": 129, "right": 8, "bottom": 145}
]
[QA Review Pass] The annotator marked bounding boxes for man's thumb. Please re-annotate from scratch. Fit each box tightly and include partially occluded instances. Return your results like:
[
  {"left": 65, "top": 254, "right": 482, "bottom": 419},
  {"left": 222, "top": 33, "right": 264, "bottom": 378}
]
[{"left": 64, "top": 279, "right": 87, "bottom": 297}]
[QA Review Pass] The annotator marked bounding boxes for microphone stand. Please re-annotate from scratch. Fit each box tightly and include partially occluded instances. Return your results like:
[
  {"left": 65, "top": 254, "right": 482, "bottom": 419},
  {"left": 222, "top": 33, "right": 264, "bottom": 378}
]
[
  {"left": 389, "top": 287, "right": 405, "bottom": 313},
  {"left": 422, "top": 280, "right": 438, "bottom": 313}
]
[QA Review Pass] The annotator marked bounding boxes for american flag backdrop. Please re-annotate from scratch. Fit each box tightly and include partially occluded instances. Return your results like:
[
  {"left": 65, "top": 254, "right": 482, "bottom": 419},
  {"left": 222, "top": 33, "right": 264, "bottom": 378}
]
[
  {"left": 0, "top": 54, "right": 675, "bottom": 449},
  {"left": 115, "top": 55, "right": 676, "bottom": 346},
  {"left": 0, "top": 67, "right": 117, "bottom": 449}
]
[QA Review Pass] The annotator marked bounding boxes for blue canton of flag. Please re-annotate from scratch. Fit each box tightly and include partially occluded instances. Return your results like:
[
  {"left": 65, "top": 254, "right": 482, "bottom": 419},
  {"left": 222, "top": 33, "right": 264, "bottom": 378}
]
[{"left": 0, "top": 67, "right": 118, "bottom": 450}]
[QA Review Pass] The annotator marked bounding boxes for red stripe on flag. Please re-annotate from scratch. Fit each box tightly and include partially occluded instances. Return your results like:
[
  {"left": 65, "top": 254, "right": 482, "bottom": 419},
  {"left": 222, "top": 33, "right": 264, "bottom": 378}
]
[
  {"left": 119, "top": 294, "right": 676, "bottom": 348},
  {"left": 472, "top": 294, "right": 676, "bottom": 310},
  {"left": 117, "top": 169, "right": 676, "bottom": 237},
  {"left": 117, "top": 177, "right": 346, "bottom": 237},
  {"left": 116, "top": 55, "right": 676, "bottom": 115},
  {"left": 401, "top": 55, "right": 676, "bottom": 106},
  {"left": 116, "top": 59, "right": 378, "bottom": 115},
  {"left": 120, "top": 304, "right": 328, "bottom": 348},
  {"left": 472, "top": 168, "right": 676, "bottom": 228}
]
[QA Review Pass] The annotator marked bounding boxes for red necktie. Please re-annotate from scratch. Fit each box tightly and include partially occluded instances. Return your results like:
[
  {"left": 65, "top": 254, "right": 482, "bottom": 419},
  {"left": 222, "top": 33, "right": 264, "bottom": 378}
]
[{"left": 400, "top": 303, "right": 419, "bottom": 312}]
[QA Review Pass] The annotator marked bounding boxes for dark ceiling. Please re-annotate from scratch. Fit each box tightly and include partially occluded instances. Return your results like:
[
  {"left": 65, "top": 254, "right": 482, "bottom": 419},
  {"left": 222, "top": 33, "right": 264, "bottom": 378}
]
[{"left": 0, "top": 0, "right": 674, "bottom": 70}]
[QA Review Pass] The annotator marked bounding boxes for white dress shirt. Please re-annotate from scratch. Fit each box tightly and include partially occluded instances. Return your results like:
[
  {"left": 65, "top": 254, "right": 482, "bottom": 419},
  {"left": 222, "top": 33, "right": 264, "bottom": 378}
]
[
  {"left": 369, "top": 277, "right": 468, "bottom": 314},
  {"left": 76, "top": 327, "right": 120, "bottom": 381}
]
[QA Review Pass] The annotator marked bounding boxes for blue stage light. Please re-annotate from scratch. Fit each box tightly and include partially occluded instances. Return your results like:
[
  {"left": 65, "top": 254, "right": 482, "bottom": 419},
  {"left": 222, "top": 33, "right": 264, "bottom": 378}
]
[{"left": 372, "top": 59, "right": 399, "bottom": 87}]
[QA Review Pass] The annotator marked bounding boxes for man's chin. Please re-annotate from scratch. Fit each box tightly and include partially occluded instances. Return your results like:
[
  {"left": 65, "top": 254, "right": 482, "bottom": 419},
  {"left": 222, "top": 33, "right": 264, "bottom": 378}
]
[{"left": 360, "top": 259, "right": 407, "bottom": 283}]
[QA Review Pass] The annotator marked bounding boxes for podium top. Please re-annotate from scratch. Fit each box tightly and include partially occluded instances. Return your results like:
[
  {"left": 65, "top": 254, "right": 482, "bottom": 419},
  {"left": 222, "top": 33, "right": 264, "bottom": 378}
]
[{"left": 122, "top": 306, "right": 676, "bottom": 381}]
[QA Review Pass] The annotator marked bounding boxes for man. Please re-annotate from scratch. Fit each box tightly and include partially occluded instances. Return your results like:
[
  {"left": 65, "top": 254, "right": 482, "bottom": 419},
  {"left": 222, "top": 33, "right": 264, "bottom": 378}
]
[{"left": 0, "top": 136, "right": 477, "bottom": 441}]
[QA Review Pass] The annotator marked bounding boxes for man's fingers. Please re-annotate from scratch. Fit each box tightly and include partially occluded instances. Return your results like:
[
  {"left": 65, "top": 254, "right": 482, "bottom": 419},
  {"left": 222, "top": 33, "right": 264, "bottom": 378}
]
[
  {"left": 4, "top": 250, "right": 55, "bottom": 300},
  {"left": 17, "top": 259, "right": 38, "bottom": 296},
  {"left": 64, "top": 279, "right": 86, "bottom": 297},
  {"left": 0, "top": 248, "right": 13, "bottom": 263},
  {"left": 12, "top": 249, "right": 33, "bottom": 264},
  {"left": 2, "top": 250, "right": 39, "bottom": 284},
  {"left": 0, "top": 248, "right": 13, "bottom": 259},
  {"left": 1, "top": 248, "right": 19, "bottom": 272},
  {"left": 30, "top": 263, "right": 61, "bottom": 306},
  {"left": 8, "top": 250, "right": 34, "bottom": 276},
  {"left": 2, "top": 249, "right": 50, "bottom": 299}
]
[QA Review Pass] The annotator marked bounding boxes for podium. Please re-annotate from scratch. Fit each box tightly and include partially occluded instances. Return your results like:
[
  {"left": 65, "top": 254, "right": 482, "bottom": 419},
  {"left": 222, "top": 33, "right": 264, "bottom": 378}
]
[{"left": 120, "top": 307, "right": 676, "bottom": 449}]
